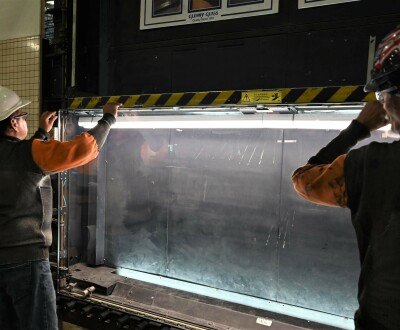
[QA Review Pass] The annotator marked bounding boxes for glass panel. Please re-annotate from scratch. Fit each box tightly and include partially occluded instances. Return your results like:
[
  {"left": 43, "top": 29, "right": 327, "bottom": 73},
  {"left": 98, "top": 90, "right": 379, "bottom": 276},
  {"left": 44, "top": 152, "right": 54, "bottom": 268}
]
[{"left": 63, "top": 109, "right": 397, "bottom": 324}]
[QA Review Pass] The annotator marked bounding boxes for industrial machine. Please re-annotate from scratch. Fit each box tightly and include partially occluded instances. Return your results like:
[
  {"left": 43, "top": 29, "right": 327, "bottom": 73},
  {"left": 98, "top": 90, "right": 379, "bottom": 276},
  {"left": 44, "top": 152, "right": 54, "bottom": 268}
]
[
  {"left": 41, "top": 1, "right": 400, "bottom": 329},
  {"left": 53, "top": 92, "right": 395, "bottom": 330}
]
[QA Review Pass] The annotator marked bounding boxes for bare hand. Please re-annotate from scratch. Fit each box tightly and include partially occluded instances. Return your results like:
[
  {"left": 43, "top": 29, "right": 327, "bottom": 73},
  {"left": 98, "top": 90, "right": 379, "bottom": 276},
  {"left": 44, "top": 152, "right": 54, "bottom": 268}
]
[
  {"left": 103, "top": 103, "right": 122, "bottom": 118},
  {"left": 40, "top": 111, "right": 58, "bottom": 132},
  {"left": 355, "top": 101, "right": 389, "bottom": 131}
]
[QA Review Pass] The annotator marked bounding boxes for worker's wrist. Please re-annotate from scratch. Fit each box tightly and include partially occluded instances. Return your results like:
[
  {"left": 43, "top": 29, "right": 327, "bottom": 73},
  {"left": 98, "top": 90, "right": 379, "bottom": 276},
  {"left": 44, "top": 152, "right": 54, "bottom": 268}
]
[{"left": 32, "top": 127, "right": 50, "bottom": 140}]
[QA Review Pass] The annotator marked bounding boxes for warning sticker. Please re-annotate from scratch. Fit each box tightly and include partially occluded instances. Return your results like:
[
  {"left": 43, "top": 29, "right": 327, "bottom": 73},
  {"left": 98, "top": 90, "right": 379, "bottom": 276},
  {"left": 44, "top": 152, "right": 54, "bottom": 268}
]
[{"left": 241, "top": 91, "right": 282, "bottom": 104}]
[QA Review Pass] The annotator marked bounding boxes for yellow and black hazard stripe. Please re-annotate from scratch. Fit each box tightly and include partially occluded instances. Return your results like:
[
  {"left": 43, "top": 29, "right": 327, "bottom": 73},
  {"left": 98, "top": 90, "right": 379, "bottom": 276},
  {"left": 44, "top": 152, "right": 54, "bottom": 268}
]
[
  {"left": 67, "top": 85, "right": 376, "bottom": 109},
  {"left": 280, "top": 86, "right": 375, "bottom": 103}
]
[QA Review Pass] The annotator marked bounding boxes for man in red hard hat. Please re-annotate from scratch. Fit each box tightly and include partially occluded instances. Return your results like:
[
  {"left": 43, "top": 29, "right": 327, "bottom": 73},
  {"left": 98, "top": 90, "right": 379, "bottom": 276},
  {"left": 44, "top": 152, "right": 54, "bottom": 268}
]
[
  {"left": 292, "top": 26, "right": 400, "bottom": 329},
  {"left": 0, "top": 85, "right": 121, "bottom": 329}
]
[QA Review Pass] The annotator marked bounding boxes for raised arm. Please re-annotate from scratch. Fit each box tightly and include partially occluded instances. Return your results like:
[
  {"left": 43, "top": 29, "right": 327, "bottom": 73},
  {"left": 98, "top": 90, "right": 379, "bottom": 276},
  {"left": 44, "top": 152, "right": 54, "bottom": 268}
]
[
  {"left": 292, "top": 101, "right": 386, "bottom": 207},
  {"left": 32, "top": 103, "right": 121, "bottom": 174}
]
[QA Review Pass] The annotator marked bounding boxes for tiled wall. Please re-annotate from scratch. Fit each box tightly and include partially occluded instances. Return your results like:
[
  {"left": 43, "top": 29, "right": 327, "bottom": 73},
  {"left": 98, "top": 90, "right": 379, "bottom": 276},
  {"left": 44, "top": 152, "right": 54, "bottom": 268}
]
[{"left": 0, "top": 36, "right": 41, "bottom": 136}]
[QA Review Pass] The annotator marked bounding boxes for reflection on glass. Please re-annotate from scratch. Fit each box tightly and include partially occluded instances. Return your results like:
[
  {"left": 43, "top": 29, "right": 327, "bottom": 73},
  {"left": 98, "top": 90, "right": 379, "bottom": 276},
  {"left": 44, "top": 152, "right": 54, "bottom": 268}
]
[
  {"left": 153, "top": 0, "right": 182, "bottom": 16},
  {"left": 191, "top": 0, "right": 220, "bottom": 10},
  {"left": 104, "top": 129, "right": 170, "bottom": 275},
  {"left": 103, "top": 128, "right": 282, "bottom": 300}
]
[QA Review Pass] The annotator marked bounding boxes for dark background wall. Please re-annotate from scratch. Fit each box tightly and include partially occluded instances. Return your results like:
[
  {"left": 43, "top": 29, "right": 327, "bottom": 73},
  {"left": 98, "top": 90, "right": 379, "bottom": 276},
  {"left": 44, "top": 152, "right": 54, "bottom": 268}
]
[{"left": 74, "top": 0, "right": 400, "bottom": 96}]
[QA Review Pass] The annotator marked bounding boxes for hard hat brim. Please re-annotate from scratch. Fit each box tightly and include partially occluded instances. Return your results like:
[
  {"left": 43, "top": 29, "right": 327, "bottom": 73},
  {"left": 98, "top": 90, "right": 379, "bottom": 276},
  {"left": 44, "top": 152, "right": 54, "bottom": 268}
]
[
  {"left": 0, "top": 99, "right": 31, "bottom": 121},
  {"left": 364, "top": 80, "right": 377, "bottom": 93}
]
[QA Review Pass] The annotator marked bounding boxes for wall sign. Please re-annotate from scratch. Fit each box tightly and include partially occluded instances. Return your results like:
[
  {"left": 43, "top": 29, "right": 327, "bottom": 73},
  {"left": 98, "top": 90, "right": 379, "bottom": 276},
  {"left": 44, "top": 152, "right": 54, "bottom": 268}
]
[
  {"left": 140, "top": 0, "right": 279, "bottom": 30},
  {"left": 298, "top": 0, "right": 360, "bottom": 9}
]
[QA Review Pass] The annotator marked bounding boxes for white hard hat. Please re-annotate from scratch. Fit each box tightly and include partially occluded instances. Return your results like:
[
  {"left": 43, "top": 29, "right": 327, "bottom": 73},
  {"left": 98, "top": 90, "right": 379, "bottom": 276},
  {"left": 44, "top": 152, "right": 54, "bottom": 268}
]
[{"left": 0, "top": 86, "right": 31, "bottom": 121}]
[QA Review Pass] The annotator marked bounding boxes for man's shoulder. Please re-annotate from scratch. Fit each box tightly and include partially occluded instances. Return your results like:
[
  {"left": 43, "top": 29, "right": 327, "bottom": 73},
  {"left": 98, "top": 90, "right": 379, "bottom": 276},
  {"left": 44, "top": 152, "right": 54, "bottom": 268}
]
[
  {"left": 346, "top": 140, "right": 400, "bottom": 166},
  {"left": 352, "top": 140, "right": 398, "bottom": 153}
]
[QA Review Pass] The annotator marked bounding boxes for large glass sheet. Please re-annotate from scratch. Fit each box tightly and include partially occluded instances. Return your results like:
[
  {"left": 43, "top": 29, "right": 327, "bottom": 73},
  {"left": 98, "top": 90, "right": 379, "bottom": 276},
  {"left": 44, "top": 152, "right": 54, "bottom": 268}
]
[{"left": 64, "top": 110, "right": 395, "bottom": 323}]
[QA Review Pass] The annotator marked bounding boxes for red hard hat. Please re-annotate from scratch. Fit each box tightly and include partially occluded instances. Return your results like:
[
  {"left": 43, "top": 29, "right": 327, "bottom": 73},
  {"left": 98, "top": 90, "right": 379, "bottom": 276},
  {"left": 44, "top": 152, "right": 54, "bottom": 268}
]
[{"left": 364, "top": 26, "right": 400, "bottom": 92}]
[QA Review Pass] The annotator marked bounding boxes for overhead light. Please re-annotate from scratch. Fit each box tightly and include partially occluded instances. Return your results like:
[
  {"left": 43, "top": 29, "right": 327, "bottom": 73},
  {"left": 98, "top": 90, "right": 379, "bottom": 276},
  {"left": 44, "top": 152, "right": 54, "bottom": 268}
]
[
  {"left": 79, "top": 118, "right": 265, "bottom": 129},
  {"left": 77, "top": 113, "right": 357, "bottom": 130}
]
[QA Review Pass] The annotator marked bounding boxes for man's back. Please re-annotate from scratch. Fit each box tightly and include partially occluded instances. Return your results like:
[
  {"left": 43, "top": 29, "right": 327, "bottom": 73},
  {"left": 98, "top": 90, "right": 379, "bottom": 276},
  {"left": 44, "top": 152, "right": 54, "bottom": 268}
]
[
  {"left": 345, "top": 140, "right": 400, "bottom": 329},
  {"left": 0, "top": 135, "right": 53, "bottom": 265}
]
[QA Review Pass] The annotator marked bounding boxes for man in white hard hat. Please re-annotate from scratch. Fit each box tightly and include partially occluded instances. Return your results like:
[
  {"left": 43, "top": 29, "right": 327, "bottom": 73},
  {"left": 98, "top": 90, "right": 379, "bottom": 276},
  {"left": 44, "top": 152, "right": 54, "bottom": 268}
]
[
  {"left": 292, "top": 26, "right": 400, "bottom": 329},
  {"left": 0, "top": 85, "right": 121, "bottom": 330}
]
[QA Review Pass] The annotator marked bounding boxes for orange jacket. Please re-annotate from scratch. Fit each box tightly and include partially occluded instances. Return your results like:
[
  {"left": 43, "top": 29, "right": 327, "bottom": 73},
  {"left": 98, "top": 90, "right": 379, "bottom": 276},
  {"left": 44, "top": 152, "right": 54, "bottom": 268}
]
[{"left": 32, "top": 132, "right": 99, "bottom": 174}]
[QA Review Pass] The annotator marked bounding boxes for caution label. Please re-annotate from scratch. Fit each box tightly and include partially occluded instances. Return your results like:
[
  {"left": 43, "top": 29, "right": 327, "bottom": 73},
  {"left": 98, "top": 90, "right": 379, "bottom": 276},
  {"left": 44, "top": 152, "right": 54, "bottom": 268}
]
[{"left": 241, "top": 91, "right": 282, "bottom": 104}]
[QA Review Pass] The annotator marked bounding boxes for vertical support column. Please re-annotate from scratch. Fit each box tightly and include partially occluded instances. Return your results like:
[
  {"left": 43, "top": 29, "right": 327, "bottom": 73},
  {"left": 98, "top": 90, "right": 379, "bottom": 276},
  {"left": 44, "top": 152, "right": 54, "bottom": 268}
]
[
  {"left": 87, "top": 146, "right": 107, "bottom": 266},
  {"left": 57, "top": 111, "right": 68, "bottom": 290}
]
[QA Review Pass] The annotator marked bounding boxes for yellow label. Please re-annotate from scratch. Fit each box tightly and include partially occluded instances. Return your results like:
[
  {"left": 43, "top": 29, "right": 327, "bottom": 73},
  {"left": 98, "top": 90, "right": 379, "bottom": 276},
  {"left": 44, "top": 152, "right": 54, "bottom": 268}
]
[{"left": 241, "top": 91, "right": 281, "bottom": 104}]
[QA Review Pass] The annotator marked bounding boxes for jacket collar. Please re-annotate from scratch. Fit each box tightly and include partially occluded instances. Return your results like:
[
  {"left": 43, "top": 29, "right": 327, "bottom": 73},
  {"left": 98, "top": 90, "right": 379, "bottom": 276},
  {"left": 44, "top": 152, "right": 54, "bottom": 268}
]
[{"left": 0, "top": 135, "right": 21, "bottom": 142}]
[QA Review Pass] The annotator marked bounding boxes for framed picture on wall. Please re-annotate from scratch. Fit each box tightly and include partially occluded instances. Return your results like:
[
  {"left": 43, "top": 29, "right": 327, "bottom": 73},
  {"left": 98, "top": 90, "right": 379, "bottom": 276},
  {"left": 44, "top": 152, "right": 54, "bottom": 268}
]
[
  {"left": 141, "top": 0, "right": 279, "bottom": 30},
  {"left": 298, "top": 0, "right": 361, "bottom": 9}
]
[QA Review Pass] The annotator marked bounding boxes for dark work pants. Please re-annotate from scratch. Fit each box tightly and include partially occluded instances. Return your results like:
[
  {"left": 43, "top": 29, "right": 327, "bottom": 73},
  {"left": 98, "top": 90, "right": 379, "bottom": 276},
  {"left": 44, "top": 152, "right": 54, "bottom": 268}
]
[{"left": 0, "top": 260, "right": 58, "bottom": 330}]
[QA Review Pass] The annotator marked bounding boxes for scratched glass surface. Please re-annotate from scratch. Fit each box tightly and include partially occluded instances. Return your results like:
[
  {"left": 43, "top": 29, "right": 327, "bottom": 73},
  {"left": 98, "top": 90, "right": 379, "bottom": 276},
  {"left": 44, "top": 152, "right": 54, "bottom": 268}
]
[
  {"left": 100, "top": 126, "right": 358, "bottom": 317},
  {"left": 104, "top": 128, "right": 283, "bottom": 301},
  {"left": 65, "top": 112, "right": 394, "bottom": 319}
]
